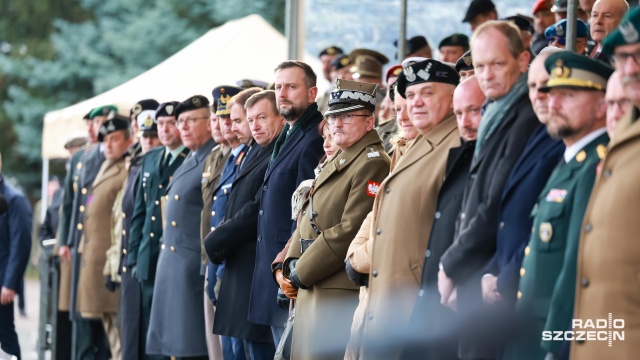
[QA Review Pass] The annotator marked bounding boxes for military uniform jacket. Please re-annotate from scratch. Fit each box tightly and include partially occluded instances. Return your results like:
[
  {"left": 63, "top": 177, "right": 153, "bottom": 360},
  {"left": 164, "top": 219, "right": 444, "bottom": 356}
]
[
  {"left": 0, "top": 175, "right": 32, "bottom": 293},
  {"left": 146, "top": 138, "right": 215, "bottom": 357},
  {"left": 362, "top": 114, "right": 461, "bottom": 359},
  {"left": 284, "top": 130, "right": 391, "bottom": 359},
  {"left": 571, "top": 111, "right": 640, "bottom": 360},
  {"left": 204, "top": 141, "right": 275, "bottom": 343},
  {"left": 118, "top": 161, "right": 141, "bottom": 274},
  {"left": 252, "top": 106, "right": 325, "bottom": 327},
  {"left": 508, "top": 131, "right": 608, "bottom": 360},
  {"left": 59, "top": 146, "right": 85, "bottom": 249},
  {"left": 376, "top": 117, "right": 398, "bottom": 153},
  {"left": 200, "top": 144, "right": 229, "bottom": 262},
  {"left": 128, "top": 146, "right": 189, "bottom": 281},
  {"left": 77, "top": 158, "right": 127, "bottom": 315}
]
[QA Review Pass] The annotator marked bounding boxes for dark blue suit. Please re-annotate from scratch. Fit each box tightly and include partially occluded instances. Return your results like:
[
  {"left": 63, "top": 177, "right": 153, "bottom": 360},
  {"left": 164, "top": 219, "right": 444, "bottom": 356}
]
[
  {"left": 484, "top": 124, "right": 564, "bottom": 305},
  {"left": 0, "top": 175, "right": 32, "bottom": 359},
  {"left": 250, "top": 104, "right": 324, "bottom": 330}
]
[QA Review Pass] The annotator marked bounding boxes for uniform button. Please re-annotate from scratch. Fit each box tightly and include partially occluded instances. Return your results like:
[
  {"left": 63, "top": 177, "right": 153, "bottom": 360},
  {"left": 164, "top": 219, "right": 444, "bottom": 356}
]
[
  {"left": 257, "top": 235, "right": 262, "bottom": 241},
  {"left": 499, "top": 222, "right": 505, "bottom": 230},
  {"left": 372, "top": 270, "right": 378, "bottom": 277},
  {"left": 376, "top": 228, "right": 381, "bottom": 235},
  {"left": 517, "top": 291, "right": 523, "bottom": 299},
  {"left": 302, "top": 210, "right": 306, "bottom": 215},
  {"left": 161, "top": 244, "right": 165, "bottom": 250},
  {"left": 122, "top": 266, "right": 127, "bottom": 273},
  {"left": 385, "top": 187, "right": 390, "bottom": 193},
  {"left": 603, "top": 169, "right": 612, "bottom": 178},
  {"left": 155, "top": 200, "right": 160, "bottom": 206},
  {"left": 151, "top": 216, "right": 156, "bottom": 221},
  {"left": 77, "top": 223, "right": 83, "bottom": 230},
  {"left": 122, "top": 249, "right": 127, "bottom": 254},
  {"left": 581, "top": 278, "right": 589, "bottom": 287},
  {"left": 81, "top": 188, "right": 87, "bottom": 195},
  {"left": 165, "top": 195, "right": 169, "bottom": 200},
  {"left": 259, "top": 210, "right": 264, "bottom": 216},
  {"left": 122, "top": 213, "right": 126, "bottom": 219},
  {"left": 171, "top": 221, "right": 177, "bottom": 227},
  {"left": 368, "top": 313, "right": 373, "bottom": 321},
  {"left": 170, "top": 246, "right": 175, "bottom": 252},
  {"left": 159, "top": 184, "right": 163, "bottom": 189},
  {"left": 263, "top": 185, "right": 268, "bottom": 191},
  {"left": 150, "top": 233, "right": 155, "bottom": 238},
  {"left": 79, "top": 205, "right": 85, "bottom": 213},
  {"left": 211, "top": 211, "right": 215, "bottom": 216},
  {"left": 434, "top": 211, "right": 441, "bottom": 220},
  {"left": 122, "top": 229, "right": 126, "bottom": 236},
  {"left": 460, "top": 213, "right": 466, "bottom": 220},
  {"left": 520, "top": 268, "right": 526, "bottom": 277},
  {"left": 584, "top": 224, "right": 592, "bottom": 233},
  {"left": 174, "top": 195, "right": 180, "bottom": 200},
  {"left": 213, "top": 196, "right": 217, "bottom": 201},
  {"left": 425, "top": 249, "right": 431, "bottom": 258},
  {"left": 223, "top": 189, "right": 228, "bottom": 195},
  {"left": 418, "top": 289, "right": 424, "bottom": 297},
  {"left": 524, "top": 246, "right": 530, "bottom": 256},
  {"left": 211, "top": 227, "right": 216, "bottom": 231}
]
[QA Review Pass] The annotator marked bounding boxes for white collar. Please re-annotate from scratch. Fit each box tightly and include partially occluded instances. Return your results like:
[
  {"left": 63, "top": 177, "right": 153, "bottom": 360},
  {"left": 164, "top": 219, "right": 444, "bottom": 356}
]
[{"left": 563, "top": 128, "right": 607, "bottom": 163}]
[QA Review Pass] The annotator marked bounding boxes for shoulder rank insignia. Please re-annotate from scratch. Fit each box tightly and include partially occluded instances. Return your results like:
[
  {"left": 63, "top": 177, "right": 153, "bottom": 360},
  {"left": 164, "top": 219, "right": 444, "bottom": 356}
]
[
  {"left": 539, "top": 222, "right": 553, "bottom": 243},
  {"left": 367, "top": 147, "right": 380, "bottom": 159},
  {"left": 339, "top": 159, "right": 346, "bottom": 165},
  {"left": 596, "top": 144, "right": 607, "bottom": 160},
  {"left": 545, "top": 188, "right": 567, "bottom": 203},
  {"left": 576, "top": 150, "right": 586, "bottom": 163}
]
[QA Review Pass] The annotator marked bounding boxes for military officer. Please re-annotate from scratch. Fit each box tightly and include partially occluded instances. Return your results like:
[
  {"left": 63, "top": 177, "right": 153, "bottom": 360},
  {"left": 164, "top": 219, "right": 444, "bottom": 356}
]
[
  {"left": 376, "top": 65, "right": 403, "bottom": 153},
  {"left": 438, "top": 33, "right": 470, "bottom": 63},
  {"left": 127, "top": 101, "right": 188, "bottom": 360},
  {"left": 503, "top": 52, "right": 612, "bottom": 360},
  {"left": 58, "top": 104, "right": 116, "bottom": 359},
  {"left": 77, "top": 114, "right": 133, "bottom": 359},
  {"left": 146, "top": 95, "right": 215, "bottom": 359},
  {"left": 571, "top": 8, "right": 640, "bottom": 359},
  {"left": 394, "top": 35, "right": 433, "bottom": 59},
  {"left": 280, "top": 79, "right": 391, "bottom": 359},
  {"left": 360, "top": 59, "right": 461, "bottom": 359},
  {"left": 455, "top": 50, "right": 474, "bottom": 80},
  {"left": 348, "top": 48, "right": 389, "bottom": 87},
  {"left": 317, "top": 46, "right": 345, "bottom": 113},
  {"left": 115, "top": 99, "right": 161, "bottom": 360}
]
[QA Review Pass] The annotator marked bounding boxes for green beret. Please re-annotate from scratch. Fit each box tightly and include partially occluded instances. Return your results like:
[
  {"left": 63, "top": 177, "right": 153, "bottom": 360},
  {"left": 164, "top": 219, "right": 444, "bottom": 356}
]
[
  {"left": 89, "top": 105, "right": 118, "bottom": 119},
  {"left": 540, "top": 51, "right": 613, "bottom": 93},
  {"left": 602, "top": 7, "right": 640, "bottom": 55},
  {"left": 438, "top": 33, "right": 470, "bottom": 49}
]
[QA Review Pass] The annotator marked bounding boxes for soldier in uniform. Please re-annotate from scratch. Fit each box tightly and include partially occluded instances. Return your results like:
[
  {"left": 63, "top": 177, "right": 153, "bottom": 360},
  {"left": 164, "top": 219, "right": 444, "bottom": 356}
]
[
  {"left": 455, "top": 50, "right": 474, "bottom": 81},
  {"left": 394, "top": 35, "right": 433, "bottom": 59},
  {"left": 128, "top": 101, "right": 188, "bottom": 360},
  {"left": 59, "top": 105, "right": 116, "bottom": 360},
  {"left": 316, "top": 46, "right": 345, "bottom": 114},
  {"left": 376, "top": 65, "right": 403, "bottom": 153},
  {"left": 504, "top": 52, "right": 612, "bottom": 360},
  {"left": 463, "top": 0, "right": 498, "bottom": 31},
  {"left": 360, "top": 59, "right": 461, "bottom": 359},
  {"left": 146, "top": 95, "right": 215, "bottom": 360},
  {"left": 438, "top": 33, "right": 470, "bottom": 63},
  {"left": 114, "top": 99, "right": 161, "bottom": 360},
  {"left": 280, "top": 79, "right": 390, "bottom": 359},
  {"left": 77, "top": 114, "right": 133, "bottom": 359},
  {"left": 348, "top": 48, "right": 389, "bottom": 87},
  {"left": 571, "top": 9, "right": 640, "bottom": 359}
]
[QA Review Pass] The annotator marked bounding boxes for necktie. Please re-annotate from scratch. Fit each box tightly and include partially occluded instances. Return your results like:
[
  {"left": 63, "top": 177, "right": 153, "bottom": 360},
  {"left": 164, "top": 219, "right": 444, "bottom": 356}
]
[{"left": 163, "top": 153, "right": 173, "bottom": 168}]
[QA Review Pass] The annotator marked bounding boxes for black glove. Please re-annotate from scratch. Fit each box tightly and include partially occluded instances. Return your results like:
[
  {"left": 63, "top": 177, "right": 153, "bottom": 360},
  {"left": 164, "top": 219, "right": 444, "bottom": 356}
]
[
  {"left": 345, "top": 259, "right": 369, "bottom": 287},
  {"left": 288, "top": 259, "right": 309, "bottom": 290},
  {"left": 130, "top": 265, "right": 139, "bottom": 281},
  {"left": 104, "top": 275, "right": 118, "bottom": 292},
  {"left": 277, "top": 288, "right": 290, "bottom": 310}
]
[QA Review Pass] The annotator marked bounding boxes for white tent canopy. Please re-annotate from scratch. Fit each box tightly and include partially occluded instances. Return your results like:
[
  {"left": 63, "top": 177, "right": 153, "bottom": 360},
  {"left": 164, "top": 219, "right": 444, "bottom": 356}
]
[{"left": 42, "top": 14, "right": 326, "bottom": 159}]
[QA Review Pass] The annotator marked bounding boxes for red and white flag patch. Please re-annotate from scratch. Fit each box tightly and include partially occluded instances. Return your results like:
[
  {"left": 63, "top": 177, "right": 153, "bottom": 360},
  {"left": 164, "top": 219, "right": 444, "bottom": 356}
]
[{"left": 366, "top": 181, "right": 381, "bottom": 197}]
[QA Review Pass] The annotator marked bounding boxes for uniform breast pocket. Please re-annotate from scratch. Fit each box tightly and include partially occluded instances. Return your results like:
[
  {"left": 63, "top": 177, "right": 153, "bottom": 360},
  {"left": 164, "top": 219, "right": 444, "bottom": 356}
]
[
  {"left": 535, "top": 203, "right": 567, "bottom": 253},
  {"left": 179, "top": 233, "right": 202, "bottom": 253}
]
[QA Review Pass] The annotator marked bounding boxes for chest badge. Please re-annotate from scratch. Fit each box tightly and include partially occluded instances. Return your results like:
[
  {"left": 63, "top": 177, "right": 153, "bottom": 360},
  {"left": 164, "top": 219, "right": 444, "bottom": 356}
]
[
  {"left": 545, "top": 188, "right": 567, "bottom": 203},
  {"left": 540, "top": 222, "right": 553, "bottom": 243}
]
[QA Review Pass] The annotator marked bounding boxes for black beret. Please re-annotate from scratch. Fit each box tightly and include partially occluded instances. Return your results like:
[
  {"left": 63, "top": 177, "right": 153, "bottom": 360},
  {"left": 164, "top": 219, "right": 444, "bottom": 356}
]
[
  {"left": 330, "top": 54, "right": 352, "bottom": 70},
  {"left": 175, "top": 95, "right": 210, "bottom": 119},
  {"left": 394, "top": 36, "right": 430, "bottom": 55},
  {"left": 503, "top": 15, "right": 534, "bottom": 33},
  {"left": 98, "top": 114, "right": 130, "bottom": 142},
  {"left": 156, "top": 101, "right": 180, "bottom": 119},
  {"left": 455, "top": 50, "right": 474, "bottom": 72},
  {"left": 439, "top": 33, "right": 470, "bottom": 49},
  {"left": 319, "top": 46, "right": 344, "bottom": 57},
  {"left": 130, "top": 99, "right": 160, "bottom": 117},
  {"left": 396, "top": 59, "right": 460, "bottom": 98},
  {"left": 463, "top": 0, "right": 497, "bottom": 23}
]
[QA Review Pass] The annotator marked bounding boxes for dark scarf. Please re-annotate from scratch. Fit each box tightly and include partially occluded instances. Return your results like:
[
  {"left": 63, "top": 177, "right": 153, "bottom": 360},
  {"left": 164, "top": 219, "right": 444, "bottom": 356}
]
[{"left": 270, "top": 102, "right": 322, "bottom": 163}]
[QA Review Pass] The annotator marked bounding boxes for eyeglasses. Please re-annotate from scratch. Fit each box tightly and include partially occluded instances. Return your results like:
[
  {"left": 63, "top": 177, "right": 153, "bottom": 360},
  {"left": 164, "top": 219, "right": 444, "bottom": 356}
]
[
  {"left": 176, "top": 116, "right": 208, "bottom": 127},
  {"left": 326, "top": 113, "right": 369, "bottom": 125},
  {"left": 606, "top": 98, "right": 631, "bottom": 111},
  {"left": 612, "top": 50, "right": 640, "bottom": 68}
]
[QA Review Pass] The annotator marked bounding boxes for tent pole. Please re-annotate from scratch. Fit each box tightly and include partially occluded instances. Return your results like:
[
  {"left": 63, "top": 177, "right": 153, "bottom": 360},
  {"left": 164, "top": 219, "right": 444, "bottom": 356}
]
[
  {"left": 566, "top": 0, "right": 578, "bottom": 52},
  {"left": 286, "top": 0, "right": 304, "bottom": 60},
  {"left": 399, "top": 0, "right": 408, "bottom": 61},
  {"left": 41, "top": 157, "right": 49, "bottom": 223}
]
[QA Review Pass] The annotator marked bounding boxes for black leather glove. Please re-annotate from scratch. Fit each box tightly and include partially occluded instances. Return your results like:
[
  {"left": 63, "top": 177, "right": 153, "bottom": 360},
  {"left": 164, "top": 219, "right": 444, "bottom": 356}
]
[
  {"left": 277, "top": 288, "right": 290, "bottom": 310},
  {"left": 104, "top": 275, "right": 118, "bottom": 292},
  {"left": 288, "top": 259, "right": 309, "bottom": 290},
  {"left": 131, "top": 265, "right": 139, "bottom": 282},
  {"left": 345, "top": 259, "right": 369, "bottom": 287}
]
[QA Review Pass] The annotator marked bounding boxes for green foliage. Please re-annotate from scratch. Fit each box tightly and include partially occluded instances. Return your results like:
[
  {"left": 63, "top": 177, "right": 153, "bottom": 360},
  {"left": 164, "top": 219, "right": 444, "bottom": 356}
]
[{"left": 0, "top": 0, "right": 285, "bottom": 202}]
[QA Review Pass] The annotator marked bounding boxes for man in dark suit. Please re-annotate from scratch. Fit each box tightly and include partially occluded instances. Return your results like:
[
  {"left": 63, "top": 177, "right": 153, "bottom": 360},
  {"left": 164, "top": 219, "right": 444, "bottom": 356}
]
[
  {"left": 438, "top": 21, "right": 539, "bottom": 359},
  {"left": 0, "top": 152, "right": 32, "bottom": 359},
  {"left": 127, "top": 101, "right": 188, "bottom": 360},
  {"left": 58, "top": 105, "right": 115, "bottom": 360},
  {"left": 206, "top": 90, "right": 284, "bottom": 360},
  {"left": 252, "top": 61, "right": 325, "bottom": 344},
  {"left": 146, "top": 96, "right": 215, "bottom": 360},
  {"left": 403, "top": 76, "right": 483, "bottom": 360},
  {"left": 481, "top": 48, "right": 565, "bottom": 309}
]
